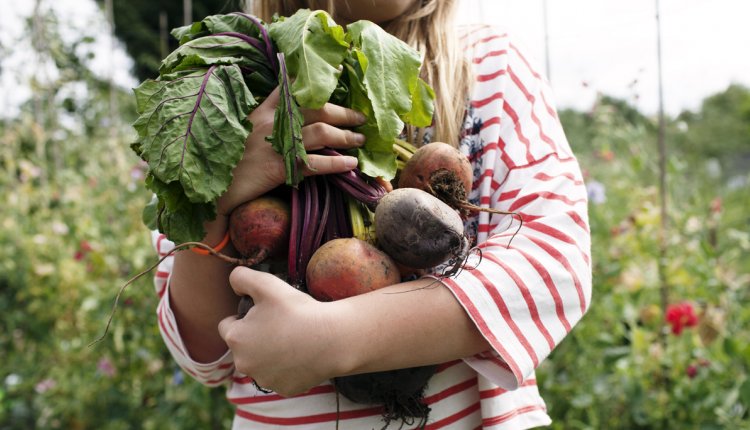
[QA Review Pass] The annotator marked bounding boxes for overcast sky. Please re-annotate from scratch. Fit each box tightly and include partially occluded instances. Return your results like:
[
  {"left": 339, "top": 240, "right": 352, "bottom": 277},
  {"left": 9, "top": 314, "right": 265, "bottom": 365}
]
[
  {"left": 1, "top": 0, "right": 749, "bottom": 117},
  {"left": 457, "top": 0, "right": 750, "bottom": 115}
]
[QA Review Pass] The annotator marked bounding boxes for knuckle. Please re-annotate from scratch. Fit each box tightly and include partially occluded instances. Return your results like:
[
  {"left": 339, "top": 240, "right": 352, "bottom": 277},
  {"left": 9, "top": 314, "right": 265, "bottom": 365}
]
[
  {"left": 300, "top": 109, "right": 317, "bottom": 124},
  {"left": 310, "top": 122, "right": 331, "bottom": 139},
  {"left": 317, "top": 104, "right": 334, "bottom": 121}
]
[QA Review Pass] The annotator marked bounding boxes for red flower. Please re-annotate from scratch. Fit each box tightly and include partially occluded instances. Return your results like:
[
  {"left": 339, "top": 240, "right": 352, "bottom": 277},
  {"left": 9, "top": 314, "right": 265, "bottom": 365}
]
[
  {"left": 74, "top": 240, "right": 93, "bottom": 261},
  {"left": 665, "top": 302, "right": 699, "bottom": 335},
  {"left": 686, "top": 364, "right": 698, "bottom": 379}
]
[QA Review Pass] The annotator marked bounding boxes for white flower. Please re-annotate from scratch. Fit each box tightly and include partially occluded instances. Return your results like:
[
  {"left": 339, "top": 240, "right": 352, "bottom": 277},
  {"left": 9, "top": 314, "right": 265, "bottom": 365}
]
[
  {"left": 5, "top": 373, "right": 21, "bottom": 387},
  {"left": 51, "top": 221, "right": 70, "bottom": 235},
  {"left": 586, "top": 180, "right": 607, "bottom": 204}
]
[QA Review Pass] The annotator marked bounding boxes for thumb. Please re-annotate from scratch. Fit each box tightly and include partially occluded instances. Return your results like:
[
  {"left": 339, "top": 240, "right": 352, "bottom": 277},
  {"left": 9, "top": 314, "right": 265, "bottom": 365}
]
[
  {"left": 228, "top": 266, "right": 287, "bottom": 304},
  {"left": 218, "top": 315, "right": 238, "bottom": 342}
]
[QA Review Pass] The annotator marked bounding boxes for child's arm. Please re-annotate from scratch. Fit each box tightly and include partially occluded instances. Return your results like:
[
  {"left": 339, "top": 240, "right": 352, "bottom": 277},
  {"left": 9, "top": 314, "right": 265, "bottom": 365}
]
[
  {"left": 218, "top": 268, "right": 490, "bottom": 397},
  {"left": 168, "top": 216, "right": 238, "bottom": 363}
]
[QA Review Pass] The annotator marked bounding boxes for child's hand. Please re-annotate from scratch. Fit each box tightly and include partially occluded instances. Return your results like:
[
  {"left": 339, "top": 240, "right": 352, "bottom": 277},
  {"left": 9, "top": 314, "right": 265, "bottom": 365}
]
[
  {"left": 217, "top": 267, "right": 348, "bottom": 397},
  {"left": 215, "top": 87, "right": 366, "bottom": 218}
]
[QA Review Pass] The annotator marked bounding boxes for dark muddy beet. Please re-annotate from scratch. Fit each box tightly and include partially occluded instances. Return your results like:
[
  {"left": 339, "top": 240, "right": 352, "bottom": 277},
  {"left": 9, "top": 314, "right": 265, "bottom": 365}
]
[{"left": 334, "top": 365, "right": 438, "bottom": 428}]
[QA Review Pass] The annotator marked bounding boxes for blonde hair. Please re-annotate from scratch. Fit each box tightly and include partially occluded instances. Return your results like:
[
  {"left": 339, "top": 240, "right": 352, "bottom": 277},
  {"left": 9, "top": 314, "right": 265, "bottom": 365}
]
[{"left": 251, "top": 0, "right": 471, "bottom": 147}]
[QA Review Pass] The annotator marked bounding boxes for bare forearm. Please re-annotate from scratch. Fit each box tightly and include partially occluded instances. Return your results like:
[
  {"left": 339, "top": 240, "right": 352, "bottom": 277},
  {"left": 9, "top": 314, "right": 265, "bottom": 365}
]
[
  {"left": 330, "top": 277, "right": 491, "bottom": 376},
  {"left": 169, "top": 217, "right": 239, "bottom": 362}
]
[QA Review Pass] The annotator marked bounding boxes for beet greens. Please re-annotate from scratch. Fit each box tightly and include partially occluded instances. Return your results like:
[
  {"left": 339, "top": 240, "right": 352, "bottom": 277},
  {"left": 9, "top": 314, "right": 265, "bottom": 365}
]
[{"left": 133, "top": 9, "right": 433, "bottom": 246}]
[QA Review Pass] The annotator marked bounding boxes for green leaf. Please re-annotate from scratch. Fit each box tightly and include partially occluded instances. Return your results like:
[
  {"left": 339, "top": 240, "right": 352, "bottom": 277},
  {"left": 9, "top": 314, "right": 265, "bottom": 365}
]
[
  {"left": 343, "top": 58, "right": 397, "bottom": 179},
  {"left": 133, "top": 64, "right": 256, "bottom": 204},
  {"left": 145, "top": 176, "right": 216, "bottom": 244},
  {"left": 401, "top": 77, "right": 435, "bottom": 127},
  {"left": 740, "top": 378, "right": 750, "bottom": 409},
  {"left": 160, "top": 35, "right": 269, "bottom": 75},
  {"left": 269, "top": 9, "right": 349, "bottom": 108},
  {"left": 346, "top": 20, "right": 422, "bottom": 140},
  {"left": 142, "top": 194, "right": 159, "bottom": 231},
  {"left": 171, "top": 13, "right": 263, "bottom": 45},
  {"left": 170, "top": 23, "right": 200, "bottom": 44},
  {"left": 133, "top": 79, "right": 165, "bottom": 115},
  {"left": 268, "top": 53, "right": 306, "bottom": 186},
  {"left": 201, "top": 14, "right": 263, "bottom": 38}
]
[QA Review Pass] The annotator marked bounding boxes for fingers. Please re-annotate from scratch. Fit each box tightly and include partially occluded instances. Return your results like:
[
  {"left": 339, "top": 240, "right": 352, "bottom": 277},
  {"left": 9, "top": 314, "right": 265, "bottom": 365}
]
[
  {"left": 228, "top": 266, "right": 279, "bottom": 301},
  {"left": 301, "top": 122, "right": 365, "bottom": 151},
  {"left": 302, "top": 153, "right": 359, "bottom": 176},
  {"left": 301, "top": 103, "right": 366, "bottom": 127}
]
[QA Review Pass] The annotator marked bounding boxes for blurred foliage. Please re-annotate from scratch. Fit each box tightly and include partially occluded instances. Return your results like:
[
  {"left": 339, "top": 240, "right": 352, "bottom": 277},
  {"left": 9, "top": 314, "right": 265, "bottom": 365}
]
[
  {"left": 0, "top": 6, "right": 232, "bottom": 429},
  {"left": 92, "top": 0, "right": 245, "bottom": 81},
  {"left": 539, "top": 89, "right": 750, "bottom": 429},
  {"left": 1, "top": 3, "right": 749, "bottom": 428}
]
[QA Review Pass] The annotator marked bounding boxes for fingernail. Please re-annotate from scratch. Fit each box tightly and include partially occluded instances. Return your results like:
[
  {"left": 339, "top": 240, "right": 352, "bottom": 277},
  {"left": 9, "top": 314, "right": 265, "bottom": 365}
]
[
  {"left": 355, "top": 112, "right": 367, "bottom": 124},
  {"left": 352, "top": 132, "right": 366, "bottom": 144},
  {"left": 344, "top": 156, "right": 359, "bottom": 169}
]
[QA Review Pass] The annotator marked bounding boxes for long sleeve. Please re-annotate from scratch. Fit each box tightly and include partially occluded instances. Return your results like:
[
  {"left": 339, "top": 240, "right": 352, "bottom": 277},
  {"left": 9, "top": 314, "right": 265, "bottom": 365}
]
[
  {"left": 443, "top": 26, "right": 592, "bottom": 390},
  {"left": 151, "top": 231, "right": 235, "bottom": 387}
]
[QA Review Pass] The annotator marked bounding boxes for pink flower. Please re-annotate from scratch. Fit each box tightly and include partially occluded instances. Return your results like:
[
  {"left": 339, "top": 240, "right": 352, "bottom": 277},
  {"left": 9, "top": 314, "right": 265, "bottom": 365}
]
[
  {"left": 665, "top": 302, "right": 699, "bottom": 335},
  {"left": 97, "top": 358, "right": 116, "bottom": 377},
  {"left": 710, "top": 197, "right": 722, "bottom": 214},
  {"left": 35, "top": 378, "right": 56, "bottom": 394},
  {"left": 79, "top": 240, "right": 93, "bottom": 252},
  {"left": 598, "top": 149, "right": 615, "bottom": 162}
]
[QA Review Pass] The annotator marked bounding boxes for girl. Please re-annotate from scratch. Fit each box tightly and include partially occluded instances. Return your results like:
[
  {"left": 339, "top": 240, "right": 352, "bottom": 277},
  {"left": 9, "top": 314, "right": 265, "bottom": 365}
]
[{"left": 152, "top": 0, "right": 592, "bottom": 428}]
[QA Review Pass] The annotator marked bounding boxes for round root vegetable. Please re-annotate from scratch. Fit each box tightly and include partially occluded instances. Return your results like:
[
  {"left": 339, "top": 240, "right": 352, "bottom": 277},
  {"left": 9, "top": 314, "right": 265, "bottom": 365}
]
[
  {"left": 94, "top": 197, "right": 290, "bottom": 346},
  {"left": 229, "top": 196, "right": 291, "bottom": 260},
  {"left": 375, "top": 187, "right": 468, "bottom": 269},
  {"left": 306, "top": 236, "right": 438, "bottom": 428},
  {"left": 305, "top": 237, "right": 400, "bottom": 302},
  {"left": 334, "top": 365, "right": 438, "bottom": 428},
  {"left": 397, "top": 142, "right": 473, "bottom": 217}
]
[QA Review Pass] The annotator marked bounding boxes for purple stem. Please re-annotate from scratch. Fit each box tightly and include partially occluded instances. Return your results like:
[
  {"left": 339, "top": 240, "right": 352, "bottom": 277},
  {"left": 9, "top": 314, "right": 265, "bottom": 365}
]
[
  {"left": 230, "top": 12, "right": 278, "bottom": 74},
  {"left": 212, "top": 31, "right": 266, "bottom": 54},
  {"left": 239, "top": 66, "right": 257, "bottom": 75},
  {"left": 335, "top": 188, "right": 353, "bottom": 239},
  {"left": 180, "top": 65, "right": 217, "bottom": 166},
  {"left": 316, "top": 148, "right": 386, "bottom": 208},
  {"left": 299, "top": 177, "right": 318, "bottom": 277},
  {"left": 328, "top": 171, "right": 385, "bottom": 209},
  {"left": 314, "top": 177, "right": 331, "bottom": 249},
  {"left": 288, "top": 186, "right": 301, "bottom": 285}
]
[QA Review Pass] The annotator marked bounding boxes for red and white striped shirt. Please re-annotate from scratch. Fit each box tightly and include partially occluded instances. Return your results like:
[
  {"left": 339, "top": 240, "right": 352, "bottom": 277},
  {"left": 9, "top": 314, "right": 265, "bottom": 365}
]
[{"left": 152, "top": 25, "right": 591, "bottom": 429}]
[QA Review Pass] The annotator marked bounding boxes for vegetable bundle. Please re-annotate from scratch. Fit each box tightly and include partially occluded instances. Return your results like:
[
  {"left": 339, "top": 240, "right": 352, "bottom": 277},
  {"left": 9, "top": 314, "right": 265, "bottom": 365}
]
[
  {"left": 128, "top": 8, "right": 448, "bottom": 425},
  {"left": 128, "top": 9, "right": 513, "bottom": 428}
]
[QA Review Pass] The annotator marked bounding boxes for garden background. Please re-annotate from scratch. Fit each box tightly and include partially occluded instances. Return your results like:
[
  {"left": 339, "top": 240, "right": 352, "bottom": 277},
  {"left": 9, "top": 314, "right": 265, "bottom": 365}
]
[{"left": 1, "top": 0, "right": 749, "bottom": 428}]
